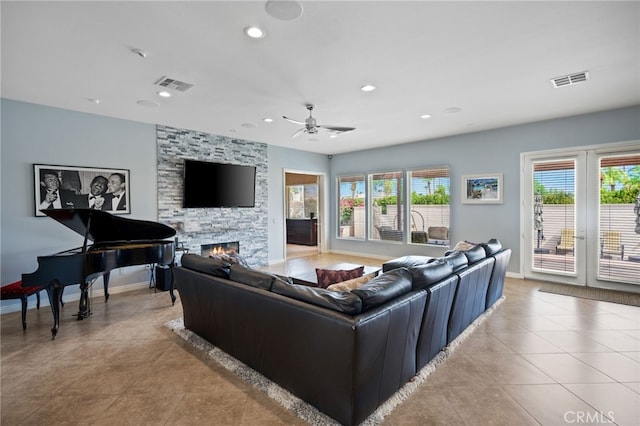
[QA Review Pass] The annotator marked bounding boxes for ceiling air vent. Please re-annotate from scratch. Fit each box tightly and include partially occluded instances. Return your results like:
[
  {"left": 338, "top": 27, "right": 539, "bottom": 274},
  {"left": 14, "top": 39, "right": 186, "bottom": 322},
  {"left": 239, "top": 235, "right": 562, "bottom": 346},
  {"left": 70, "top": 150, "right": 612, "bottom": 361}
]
[
  {"left": 550, "top": 71, "right": 589, "bottom": 88},
  {"left": 154, "top": 76, "right": 194, "bottom": 92}
]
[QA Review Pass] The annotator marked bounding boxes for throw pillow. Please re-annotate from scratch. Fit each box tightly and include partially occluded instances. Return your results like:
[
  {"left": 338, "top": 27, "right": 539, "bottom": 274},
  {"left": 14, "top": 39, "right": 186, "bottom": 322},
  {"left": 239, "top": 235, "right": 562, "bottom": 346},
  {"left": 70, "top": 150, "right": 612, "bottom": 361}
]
[
  {"left": 315, "top": 266, "right": 364, "bottom": 289},
  {"left": 453, "top": 240, "right": 476, "bottom": 251},
  {"left": 326, "top": 274, "right": 373, "bottom": 292}
]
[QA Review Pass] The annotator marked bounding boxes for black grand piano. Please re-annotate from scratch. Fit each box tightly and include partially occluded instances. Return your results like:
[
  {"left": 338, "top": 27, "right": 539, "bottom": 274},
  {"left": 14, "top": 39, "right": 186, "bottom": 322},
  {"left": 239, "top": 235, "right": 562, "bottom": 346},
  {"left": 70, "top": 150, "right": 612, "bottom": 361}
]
[{"left": 22, "top": 208, "right": 176, "bottom": 338}]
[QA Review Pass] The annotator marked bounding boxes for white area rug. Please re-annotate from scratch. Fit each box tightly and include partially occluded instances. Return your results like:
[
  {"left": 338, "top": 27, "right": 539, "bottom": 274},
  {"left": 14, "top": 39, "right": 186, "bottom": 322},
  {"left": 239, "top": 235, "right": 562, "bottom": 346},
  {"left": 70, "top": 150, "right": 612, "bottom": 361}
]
[{"left": 165, "top": 296, "right": 504, "bottom": 425}]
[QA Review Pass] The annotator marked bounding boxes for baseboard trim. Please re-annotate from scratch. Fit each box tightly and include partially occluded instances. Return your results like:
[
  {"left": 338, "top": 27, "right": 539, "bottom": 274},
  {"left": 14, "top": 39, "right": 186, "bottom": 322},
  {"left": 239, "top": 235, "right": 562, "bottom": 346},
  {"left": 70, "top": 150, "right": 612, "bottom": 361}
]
[{"left": 0, "top": 281, "right": 152, "bottom": 315}]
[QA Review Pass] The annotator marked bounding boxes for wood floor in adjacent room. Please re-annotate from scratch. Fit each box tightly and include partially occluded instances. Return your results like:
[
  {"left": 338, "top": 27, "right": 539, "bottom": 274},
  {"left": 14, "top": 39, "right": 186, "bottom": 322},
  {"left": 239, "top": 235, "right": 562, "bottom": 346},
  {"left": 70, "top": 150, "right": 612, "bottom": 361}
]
[{"left": 1, "top": 253, "right": 639, "bottom": 425}]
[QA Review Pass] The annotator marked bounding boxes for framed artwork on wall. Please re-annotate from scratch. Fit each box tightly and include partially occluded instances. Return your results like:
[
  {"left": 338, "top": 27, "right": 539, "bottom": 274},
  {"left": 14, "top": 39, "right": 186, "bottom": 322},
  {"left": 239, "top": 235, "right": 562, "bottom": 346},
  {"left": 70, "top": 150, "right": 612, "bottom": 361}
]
[
  {"left": 461, "top": 173, "right": 503, "bottom": 204},
  {"left": 33, "top": 164, "right": 130, "bottom": 216}
]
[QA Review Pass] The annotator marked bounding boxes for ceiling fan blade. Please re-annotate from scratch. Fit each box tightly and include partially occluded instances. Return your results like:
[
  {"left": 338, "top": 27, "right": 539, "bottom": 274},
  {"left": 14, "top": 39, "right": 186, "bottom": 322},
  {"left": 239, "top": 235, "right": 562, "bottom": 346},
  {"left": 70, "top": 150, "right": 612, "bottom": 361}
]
[
  {"left": 283, "top": 115, "right": 305, "bottom": 125},
  {"left": 318, "top": 125, "right": 356, "bottom": 133},
  {"left": 291, "top": 128, "right": 306, "bottom": 138}
]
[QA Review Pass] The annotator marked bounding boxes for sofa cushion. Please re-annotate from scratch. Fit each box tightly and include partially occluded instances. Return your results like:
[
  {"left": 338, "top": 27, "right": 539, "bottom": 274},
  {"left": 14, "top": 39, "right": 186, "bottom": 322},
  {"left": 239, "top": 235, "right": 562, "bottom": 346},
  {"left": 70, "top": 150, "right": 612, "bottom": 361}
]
[
  {"left": 409, "top": 259, "right": 454, "bottom": 290},
  {"left": 326, "top": 274, "right": 373, "bottom": 292},
  {"left": 382, "top": 255, "right": 431, "bottom": 272},
  {"left": 352, "top": 268, "right": 412, "bottom": 311},
  {"left": 315, "top": 266, "right": 364, "bottom": 289},
  {"left": 180, "top": 253, "right": 230, "bottom": 279},
  {"left": 271, "top": 279, "right": 362, "bottom": 315},
  {"left": 443, "top": 251, "right": 468, "bottom": 273},
  {"left": 464, "top": 244, "right": 487, "bottom": 264},
  {"left": 482, "top": 238, "right": 503, "bottom": 256},
  {"left": 229, "top": 264, "right": 276, "bottom": 290}
]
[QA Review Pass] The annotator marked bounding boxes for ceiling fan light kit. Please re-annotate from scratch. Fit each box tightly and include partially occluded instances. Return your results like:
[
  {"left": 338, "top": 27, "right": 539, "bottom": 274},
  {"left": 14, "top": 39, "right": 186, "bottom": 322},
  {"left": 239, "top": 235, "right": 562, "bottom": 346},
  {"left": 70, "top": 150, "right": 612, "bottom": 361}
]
[{"left": 283, "top": 104, "right": 356, "bottom": 139}]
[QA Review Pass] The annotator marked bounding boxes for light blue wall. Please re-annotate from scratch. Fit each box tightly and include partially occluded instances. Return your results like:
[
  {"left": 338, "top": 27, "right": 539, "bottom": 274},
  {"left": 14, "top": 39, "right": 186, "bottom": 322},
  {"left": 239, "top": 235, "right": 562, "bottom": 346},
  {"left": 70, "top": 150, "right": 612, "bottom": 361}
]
[
  {"left": 1, "top": 99, "right": 161, "bottom": 312},
  {"left": 329, "top": 105, "right": 640, "bottom": 273},
  {"left": 0, "top": 99, "right": 327, "bottom": 312}
]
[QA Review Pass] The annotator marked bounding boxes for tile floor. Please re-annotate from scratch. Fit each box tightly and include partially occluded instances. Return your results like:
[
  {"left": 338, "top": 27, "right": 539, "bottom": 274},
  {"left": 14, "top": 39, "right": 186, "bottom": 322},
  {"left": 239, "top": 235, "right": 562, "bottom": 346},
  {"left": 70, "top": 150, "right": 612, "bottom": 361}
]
[{"left": 1, "top": 253, "right": 639, "bottom": 425}]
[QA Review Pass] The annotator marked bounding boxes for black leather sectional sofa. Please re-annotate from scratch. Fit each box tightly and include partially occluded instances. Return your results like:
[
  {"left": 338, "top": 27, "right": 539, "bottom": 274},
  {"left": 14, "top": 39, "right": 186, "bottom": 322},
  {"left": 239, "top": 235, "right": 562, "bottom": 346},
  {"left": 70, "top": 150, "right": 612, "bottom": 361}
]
[{"left": 174, "top": 239, "right": 511, "bottom": 426}]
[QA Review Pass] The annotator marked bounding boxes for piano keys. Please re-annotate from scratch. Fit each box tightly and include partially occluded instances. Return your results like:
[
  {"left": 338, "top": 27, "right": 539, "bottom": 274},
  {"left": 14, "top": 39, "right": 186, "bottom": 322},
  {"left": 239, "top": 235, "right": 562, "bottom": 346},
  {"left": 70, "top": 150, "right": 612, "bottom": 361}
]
[{"left": 22, "top": 209, "right": 176, "bottom": 338}]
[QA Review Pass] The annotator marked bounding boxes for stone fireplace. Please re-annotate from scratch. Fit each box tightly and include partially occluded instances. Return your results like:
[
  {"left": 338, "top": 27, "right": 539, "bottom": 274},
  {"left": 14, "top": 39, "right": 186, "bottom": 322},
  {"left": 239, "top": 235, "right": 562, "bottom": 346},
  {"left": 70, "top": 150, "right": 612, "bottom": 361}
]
[{"left": 201, "top": 241, "right": 240, "bottom": 257}]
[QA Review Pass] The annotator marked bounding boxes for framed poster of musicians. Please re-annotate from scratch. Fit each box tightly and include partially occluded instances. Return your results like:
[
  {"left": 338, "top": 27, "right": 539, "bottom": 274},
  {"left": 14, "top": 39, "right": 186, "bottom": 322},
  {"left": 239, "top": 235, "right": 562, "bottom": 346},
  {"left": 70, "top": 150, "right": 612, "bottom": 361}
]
[{"left": 34, "top": 164, "right": 130, "bottom": 217}]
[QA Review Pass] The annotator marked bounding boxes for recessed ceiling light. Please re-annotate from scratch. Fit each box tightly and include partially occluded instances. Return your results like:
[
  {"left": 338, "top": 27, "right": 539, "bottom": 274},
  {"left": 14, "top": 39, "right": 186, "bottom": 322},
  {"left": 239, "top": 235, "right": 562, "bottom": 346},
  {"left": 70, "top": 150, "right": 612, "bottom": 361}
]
[
  {"left": 360, "top": 84, "right": 376, "bottom": 92},
  {"left": 241, "top": 123, "right": 256, "bottom": 129},
  {"left": 420, "top": 114, "right": 432, "bottom": 119},
  {"left": 87, "top": 98, "right": 101, "bottom": 104},
  {"left": 444, "top": 106, "right": 462, "bottom": 114},
  {"left": 263, "top": 118, "right": 273, "bottom": 123},
  {"left": 329, "top": 134, "right": 338, "bottom": 138},
  {"left": 244, "top": 26, "right": 265, "bottom": 39},
  {"left": 157, "top": 91, "right": 172, "bottom": 98}
]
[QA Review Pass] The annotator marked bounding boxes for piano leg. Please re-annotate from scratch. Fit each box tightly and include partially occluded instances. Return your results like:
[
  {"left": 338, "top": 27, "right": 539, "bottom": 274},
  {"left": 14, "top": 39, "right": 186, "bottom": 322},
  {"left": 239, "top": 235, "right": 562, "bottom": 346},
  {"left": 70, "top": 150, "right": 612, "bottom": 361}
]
[
  {"left": 76, "top": 280, "right": 92, "bottom": 320},
  {"left": 169, "top": 263, "right": 176, "bottom": 305},
  {"left": 103, "top": 271, "right": 110, "bottom": 302},
  {"left": 46, "top": 280, "right": 64, "bottom": 339}
]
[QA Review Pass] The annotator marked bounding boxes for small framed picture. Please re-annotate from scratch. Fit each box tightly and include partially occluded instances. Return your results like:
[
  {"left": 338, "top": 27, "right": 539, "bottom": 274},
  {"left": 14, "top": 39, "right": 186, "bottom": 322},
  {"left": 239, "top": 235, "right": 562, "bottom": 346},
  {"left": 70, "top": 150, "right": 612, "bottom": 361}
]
[
  {"left": 34, "top": 164, "right": 130, "bottom": 216},
  {"left": 461, "top": 173, "right": 503, "bottom": 204}
]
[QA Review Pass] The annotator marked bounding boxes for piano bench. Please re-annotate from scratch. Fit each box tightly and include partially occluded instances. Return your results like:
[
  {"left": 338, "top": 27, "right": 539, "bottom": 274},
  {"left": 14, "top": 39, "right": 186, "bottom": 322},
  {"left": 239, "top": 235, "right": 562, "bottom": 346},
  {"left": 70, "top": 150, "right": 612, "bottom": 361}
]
[{"left": 0, "top": 281, "right": 44, "bottom": 331}]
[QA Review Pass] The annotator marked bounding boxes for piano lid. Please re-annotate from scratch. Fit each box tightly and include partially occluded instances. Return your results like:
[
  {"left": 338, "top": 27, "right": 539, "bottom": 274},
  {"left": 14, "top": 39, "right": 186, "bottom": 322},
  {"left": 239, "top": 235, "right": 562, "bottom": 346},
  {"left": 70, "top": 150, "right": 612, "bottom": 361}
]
[{"left": 40, "top": 208, "right": 176, "bottom": 243}]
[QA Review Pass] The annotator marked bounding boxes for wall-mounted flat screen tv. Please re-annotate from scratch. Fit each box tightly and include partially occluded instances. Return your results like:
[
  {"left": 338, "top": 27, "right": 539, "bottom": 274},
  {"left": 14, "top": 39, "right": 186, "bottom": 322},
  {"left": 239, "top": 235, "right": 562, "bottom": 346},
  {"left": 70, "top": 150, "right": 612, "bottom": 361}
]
[{"left": 183, "top": 159, "right": 256, "bottom": 208}]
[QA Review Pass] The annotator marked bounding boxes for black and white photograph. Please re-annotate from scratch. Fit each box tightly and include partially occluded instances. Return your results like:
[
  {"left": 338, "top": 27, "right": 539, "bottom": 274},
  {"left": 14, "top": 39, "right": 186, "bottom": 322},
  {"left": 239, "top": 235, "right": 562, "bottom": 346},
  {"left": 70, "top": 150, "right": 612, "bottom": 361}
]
[{"left": 33, "top": 164, "right": 130, "bottom": 216}]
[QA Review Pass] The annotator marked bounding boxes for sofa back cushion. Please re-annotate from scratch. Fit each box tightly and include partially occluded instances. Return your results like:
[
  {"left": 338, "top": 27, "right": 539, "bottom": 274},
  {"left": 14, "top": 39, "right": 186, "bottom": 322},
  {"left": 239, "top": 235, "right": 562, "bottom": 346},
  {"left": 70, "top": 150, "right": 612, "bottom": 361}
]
[
  {"left": 443, "top": 251, "right": 468, "bottom": 272},
  {"left": 315, "top": 265, "right": 364, "bottom": 289},
  {"left": 229, "top": 264, "right": 276, "bottom": 290},
  {"left": 271, "top": 279, "right": 362, "bottom": 315},
  {"left": 180, "top": 253, "right": 231, "bottom": 279},
  {"left": 464, "top": 245, "right": 487, "bottom": 264},
  {"left": 382, "top": 255, "right": 432, "bottom": 272},
  {"left": 482, "top": 238, "right": 503, "bottom": 256},
  {"left": 352, "top": 268, "right": 412, "bottom": 311},
  {"left": 409, "top": 259, "right": 454, "bottom": 290}
]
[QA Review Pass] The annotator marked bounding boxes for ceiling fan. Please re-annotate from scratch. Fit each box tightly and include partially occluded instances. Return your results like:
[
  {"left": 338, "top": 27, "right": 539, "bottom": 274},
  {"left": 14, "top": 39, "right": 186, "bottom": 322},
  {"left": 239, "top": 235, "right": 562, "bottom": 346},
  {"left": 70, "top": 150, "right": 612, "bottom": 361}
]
[{"left": 283, "top": 104, "right": 355, "bottom": 138}]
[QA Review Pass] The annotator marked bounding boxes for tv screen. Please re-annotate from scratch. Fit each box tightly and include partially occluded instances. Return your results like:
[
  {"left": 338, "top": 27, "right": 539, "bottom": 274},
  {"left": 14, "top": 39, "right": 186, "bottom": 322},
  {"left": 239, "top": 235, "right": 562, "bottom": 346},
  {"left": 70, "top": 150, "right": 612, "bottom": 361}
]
[{"left": 183, "top": 160, "right": 256, "bottom": 208}]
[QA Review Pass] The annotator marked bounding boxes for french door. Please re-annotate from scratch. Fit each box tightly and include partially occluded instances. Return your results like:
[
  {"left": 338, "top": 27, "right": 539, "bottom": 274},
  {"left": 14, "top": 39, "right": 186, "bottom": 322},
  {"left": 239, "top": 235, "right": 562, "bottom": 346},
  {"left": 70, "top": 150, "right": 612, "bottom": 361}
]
[{"left": 522, "top": 142, "right": 640, "bottom": 289}]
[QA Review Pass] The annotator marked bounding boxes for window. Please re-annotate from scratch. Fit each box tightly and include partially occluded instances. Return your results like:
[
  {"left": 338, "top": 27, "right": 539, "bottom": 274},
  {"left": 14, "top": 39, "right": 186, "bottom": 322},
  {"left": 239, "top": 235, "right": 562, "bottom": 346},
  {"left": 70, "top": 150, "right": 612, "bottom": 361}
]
[
  {"left": 531, "top": 159, "right": 576, "bottom": 273},
  {"left": 408, "top": 168, "right": 450, "bottom": 246},
  {"left": 598, "top": 154, "right": 640, "bottom": 283},
  {"left": 287, "top": 184, "right": 317, "bottom": 219},
  {"left": 338, "top": 175, "right": 365, "bottom": 238},
  {"left": 370, "top": 171, "right": 404, "bottom": 242}
]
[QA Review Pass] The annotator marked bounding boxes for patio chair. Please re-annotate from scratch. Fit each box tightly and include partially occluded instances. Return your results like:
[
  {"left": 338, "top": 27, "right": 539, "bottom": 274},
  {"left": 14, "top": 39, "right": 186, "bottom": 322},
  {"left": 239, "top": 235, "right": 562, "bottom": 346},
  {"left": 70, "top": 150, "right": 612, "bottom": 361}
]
[
  {"left": 600, "top": 230, "right": 624, "bottom": 260},
  {"left": 556, "top": 228, "right": 575, "bottom": 255}
]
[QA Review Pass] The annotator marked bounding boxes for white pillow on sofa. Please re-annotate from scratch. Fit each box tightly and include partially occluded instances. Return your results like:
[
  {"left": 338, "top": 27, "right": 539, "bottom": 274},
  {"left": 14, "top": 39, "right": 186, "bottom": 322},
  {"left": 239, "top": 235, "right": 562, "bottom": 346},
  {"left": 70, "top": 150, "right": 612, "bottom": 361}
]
[{"left": 326, "top": 274, "right": 373, "bottom": 292}]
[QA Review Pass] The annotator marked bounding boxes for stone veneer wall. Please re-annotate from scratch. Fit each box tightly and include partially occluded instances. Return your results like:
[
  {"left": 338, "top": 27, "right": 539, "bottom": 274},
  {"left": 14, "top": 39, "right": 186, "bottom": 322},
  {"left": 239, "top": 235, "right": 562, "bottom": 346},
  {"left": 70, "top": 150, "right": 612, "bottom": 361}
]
[{"left": 156, "top": 125, "right": 269, "bottom": 267}]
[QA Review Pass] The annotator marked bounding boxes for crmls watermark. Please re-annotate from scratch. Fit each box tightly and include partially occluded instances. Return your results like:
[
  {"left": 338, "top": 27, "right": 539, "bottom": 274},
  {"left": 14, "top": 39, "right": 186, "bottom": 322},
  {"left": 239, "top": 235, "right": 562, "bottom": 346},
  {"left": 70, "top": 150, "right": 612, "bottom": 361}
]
[{"left": 564, "top": 411, "right": 615, "bottom": 424}]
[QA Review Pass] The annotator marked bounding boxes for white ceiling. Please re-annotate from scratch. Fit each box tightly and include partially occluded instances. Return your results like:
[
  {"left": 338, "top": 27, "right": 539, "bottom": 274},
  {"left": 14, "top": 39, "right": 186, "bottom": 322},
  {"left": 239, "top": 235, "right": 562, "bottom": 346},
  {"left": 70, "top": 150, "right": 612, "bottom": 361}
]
[{"left": 2, "top": 1, "right": 639, "bottom": 155}]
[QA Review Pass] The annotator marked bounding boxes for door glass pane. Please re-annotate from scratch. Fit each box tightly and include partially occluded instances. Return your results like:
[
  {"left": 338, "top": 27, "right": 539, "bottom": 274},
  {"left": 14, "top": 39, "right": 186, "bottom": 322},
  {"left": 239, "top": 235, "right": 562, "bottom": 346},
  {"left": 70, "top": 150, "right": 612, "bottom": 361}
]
[
  {"left": 370, "top": 171, "right": 404, "bottom": 242},
  {"left": 338, "top": 175, "right": 365, "bottom": 239},
  {"left": 408, "top": 168, "right": 450, "bottom": 246},
  {"left": 598, "top": 154, "right": 640, "bottom": 284},
  {"left": 532, "top": 160, "right": 576, "bottom": 273}
]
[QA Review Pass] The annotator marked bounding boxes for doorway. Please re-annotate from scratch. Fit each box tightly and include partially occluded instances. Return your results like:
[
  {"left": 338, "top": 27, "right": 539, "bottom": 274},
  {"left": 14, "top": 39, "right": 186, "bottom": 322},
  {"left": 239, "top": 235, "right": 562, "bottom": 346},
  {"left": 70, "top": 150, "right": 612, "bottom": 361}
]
[
  {"left": 521, "top": 142, "right": 640, "bottom": 290},
  {"left": 284, "top": 171, "right": 324, "bottom": 259}
]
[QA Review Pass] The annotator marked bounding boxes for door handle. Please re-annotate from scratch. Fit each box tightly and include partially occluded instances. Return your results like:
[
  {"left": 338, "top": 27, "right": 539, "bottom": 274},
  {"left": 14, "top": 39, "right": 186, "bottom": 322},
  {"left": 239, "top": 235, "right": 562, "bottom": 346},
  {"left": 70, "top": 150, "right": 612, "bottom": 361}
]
[{"left": 574, "top": 235, "right": 585, "bottom": 240}]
